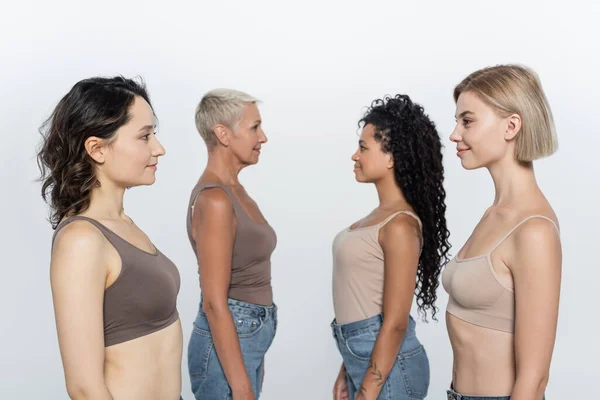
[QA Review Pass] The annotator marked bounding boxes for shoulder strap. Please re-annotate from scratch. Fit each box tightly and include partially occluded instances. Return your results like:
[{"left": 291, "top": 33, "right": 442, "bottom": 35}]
[
  {"left": 51, "top": 216, "right": 117, "bottom": 248},
  {"left": 487, "top": 215, "right": 560, "bottom": 255},
  {"left": 189, "top": 182, "right": 238, "bottom": 220},
  {"left": 379, "top": 210, "right": 422, "bottom": 231}
]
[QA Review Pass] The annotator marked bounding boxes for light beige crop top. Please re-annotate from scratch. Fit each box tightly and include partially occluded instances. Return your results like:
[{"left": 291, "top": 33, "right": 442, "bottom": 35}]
[
  {"left": 332, "top": 211, "right": 422, "bottom": 325},
  {"left": 442, "top": 215, "right": 559, "bottom": 333}
]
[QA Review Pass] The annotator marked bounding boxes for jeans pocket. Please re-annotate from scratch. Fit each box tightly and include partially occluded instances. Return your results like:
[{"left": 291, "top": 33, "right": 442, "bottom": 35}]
[
  {"left": 397, "top": 345, "right": 430, "bottom": 399},
  {"left": 232, "top": 310, "right": 264, "bottom": 338},
  {"left": 188, "top": 324, "right": 214, "bottom": 381},
  {"left": 345, "top": 333, "right": 376, "bottom": 361}
]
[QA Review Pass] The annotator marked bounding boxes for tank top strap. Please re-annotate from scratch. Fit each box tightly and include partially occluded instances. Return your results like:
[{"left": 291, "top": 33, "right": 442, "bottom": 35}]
[
  {"left": 379, "top": 210, "right": 422, "bottom": 231},
  {"left": 486, "top": 214, "right": 560, "bottom": 255},
  {"left": 189, "top": 182, "right": 240, "bottom": 220},
  {"left": 51, "top": 216, "right": 122, "bottom": 249}
]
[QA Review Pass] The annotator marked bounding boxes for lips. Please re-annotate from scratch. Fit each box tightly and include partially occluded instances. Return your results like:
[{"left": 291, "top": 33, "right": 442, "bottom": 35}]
[{"left": 456, "top": 148, "right": 470, "bottom": 157}]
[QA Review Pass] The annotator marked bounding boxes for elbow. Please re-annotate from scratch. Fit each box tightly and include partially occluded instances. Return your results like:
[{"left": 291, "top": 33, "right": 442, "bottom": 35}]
[
  {"left": 65, "top": 380, "right": 104, "bottom": 400},
  {"left": 382, "top": 319, "right": 409, "bottom": 336},
  {"left": 202, "top": 296, "right": 230, "bottom": 317},
  {"left": 516, "top": 370, "right": 549, "bottom": 397}
]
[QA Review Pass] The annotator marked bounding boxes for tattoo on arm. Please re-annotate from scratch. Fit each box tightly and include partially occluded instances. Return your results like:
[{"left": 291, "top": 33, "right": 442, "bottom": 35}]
[
  {"left": 356, "top": 386, "right": 367, "bottom": 400},
  {"left": 368, "top": 360, "right": 385, "bottom": 387},
  {"left": 356, "top": 361, "right": 386, "bottom": 399}
]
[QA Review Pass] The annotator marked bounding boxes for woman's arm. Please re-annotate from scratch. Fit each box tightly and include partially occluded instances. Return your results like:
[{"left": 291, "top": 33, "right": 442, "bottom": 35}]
[
  {"left": 509, "top": 218, "right": 561, "bottom": 400},
  {"left": 51, "top": 222, "right": 114, "bottom": 400},
  {"left": 192, "top": 188, "right": 254, "bottom": 399},
  {"left": 355, "top": 215, "right": 422, "bottom": 400}
]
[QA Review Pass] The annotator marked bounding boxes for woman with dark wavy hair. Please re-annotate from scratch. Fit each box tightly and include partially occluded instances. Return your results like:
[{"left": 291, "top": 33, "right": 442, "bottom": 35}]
[
  {"left": 331, "top": 94, "right": 451, "bottom": 400},
  {"left": 37, "top": 77, "right": 183, "bottom": 400}
]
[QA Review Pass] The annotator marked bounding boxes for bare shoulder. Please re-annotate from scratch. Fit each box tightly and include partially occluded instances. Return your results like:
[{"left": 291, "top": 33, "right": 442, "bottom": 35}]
[
  {"left": 380, "top": 213, "right": 422, "bottom": 247},
  {"left": 194, "top": 186, "right": 233, "bottom": 214},
  {"left": 52, "top": 220, "right": 107, "bottom": 256},
  {"left": 51, "top": 220, "right": 110, "bottom": 277},
  {"left": 514, "top": 215, "right": 560, "bottom": 248}
]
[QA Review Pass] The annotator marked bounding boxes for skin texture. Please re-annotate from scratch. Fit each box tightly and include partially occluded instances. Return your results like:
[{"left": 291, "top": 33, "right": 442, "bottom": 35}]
[
  {"left": 333, "top": 124, "right": 422, "bottom": 400},
  {"left": 51, "top": 96, "right": 183, "bottom": 400},
  {"left": 191, "top": 103, "right": 268, "bottom": 400},
  {"left": 447, "top": 91, "right": 561, "bottom": 399}
]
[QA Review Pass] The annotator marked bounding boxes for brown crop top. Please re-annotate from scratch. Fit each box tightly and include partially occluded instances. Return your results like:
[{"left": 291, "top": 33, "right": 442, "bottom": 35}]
[{"left": 52, "top": 216, "right": 181, "bottom": 347}]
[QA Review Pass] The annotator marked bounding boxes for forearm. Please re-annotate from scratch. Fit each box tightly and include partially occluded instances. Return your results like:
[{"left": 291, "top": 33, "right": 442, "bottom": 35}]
[
  {"left": 205, "top": 304, "right": 253, "bottom": 394},
  {"left": 356, "top": 325, "right": 406, "bottom": 400}
]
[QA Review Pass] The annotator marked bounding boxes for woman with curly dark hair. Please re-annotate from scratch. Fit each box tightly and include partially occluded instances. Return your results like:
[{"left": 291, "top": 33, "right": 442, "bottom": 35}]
[
  {"left": 37, "top": 77, "right": 183, "bottom": 400},
  {"left": 331, "top": 94, "right": 451, "bottom": 400}
]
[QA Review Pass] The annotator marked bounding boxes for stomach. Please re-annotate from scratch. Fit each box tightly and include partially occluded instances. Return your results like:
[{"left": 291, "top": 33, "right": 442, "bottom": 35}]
[
  {"left": 104, "top": 319, "right": 183, "bottom": 400},
  {"left": 446, "top": 313, "right": 515, "bottom": 396}
]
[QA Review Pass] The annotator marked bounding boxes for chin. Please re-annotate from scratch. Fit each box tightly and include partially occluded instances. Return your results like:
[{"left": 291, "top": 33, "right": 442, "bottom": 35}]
[{"left": 460, "top": 157, "right": 482, "bottom": 170}]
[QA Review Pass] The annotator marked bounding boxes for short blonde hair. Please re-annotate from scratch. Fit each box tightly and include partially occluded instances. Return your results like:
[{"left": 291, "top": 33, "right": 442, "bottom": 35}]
[
  {"left": 454, "top": 64, "right": 557, "bottom": 161},
  {"left": 195, "top": 88, "right": 260, "bottom": 149}
]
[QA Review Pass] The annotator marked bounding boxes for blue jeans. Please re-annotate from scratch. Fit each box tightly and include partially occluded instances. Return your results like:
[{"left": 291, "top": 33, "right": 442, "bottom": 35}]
[
  {"left": 187, "top": 298, "right": 277, "bottom": 400},
  {"left": 332, "top": 314, "right": 430, "bottom": 400},
  {"left": 446, "top": 387, "right": 545, "bottom": 400}
]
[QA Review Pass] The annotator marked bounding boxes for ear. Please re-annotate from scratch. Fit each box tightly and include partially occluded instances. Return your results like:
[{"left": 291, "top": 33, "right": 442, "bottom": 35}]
[
  {"left": 84, "top": 136, "right": 107, "bottom": 164},
  {"left": 213, "top": 124, "right": 231, "bottom": 147},
  {"left": 505, "top": 113, "right": 522, "bottom": 141},
  {"left": 387, "top": 153, "right": 394, "bottom": 169}
]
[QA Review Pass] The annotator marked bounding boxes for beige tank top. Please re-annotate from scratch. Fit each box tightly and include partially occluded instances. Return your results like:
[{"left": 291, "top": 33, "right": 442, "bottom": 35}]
[
  {"left": 442, "top": 215, "right": 559, "bottom": 333},
  {"left": 332, "top": 211, "right": 422, "bottom": 325}
]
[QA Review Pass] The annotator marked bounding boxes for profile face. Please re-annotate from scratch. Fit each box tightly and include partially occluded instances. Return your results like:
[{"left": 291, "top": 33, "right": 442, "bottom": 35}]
[
  {"left": 99, "top": 96, "right": 165, "bottom": 187},
  {"left": 230, "top": 103, "right": 267, "bottom": 166},
  {"left": 450, "top": 91, "right": 511, "bottom": 170},
  {"left": 351, "top": 124, "right": 392, "bottom": 183}
]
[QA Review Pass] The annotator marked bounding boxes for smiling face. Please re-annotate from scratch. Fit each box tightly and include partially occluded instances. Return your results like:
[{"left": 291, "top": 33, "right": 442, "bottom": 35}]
[
  {"left": 351, "top": 123, "right": 393, "bottom": 183},
  {"left": 450, "top": 91, "right": 520, "bottom": 170},
  {"left": 91, "top": 96, "right": 166, "bottom": 187},
  {"left": 228, "top": 102, "right": 267, "bottom": 166}
]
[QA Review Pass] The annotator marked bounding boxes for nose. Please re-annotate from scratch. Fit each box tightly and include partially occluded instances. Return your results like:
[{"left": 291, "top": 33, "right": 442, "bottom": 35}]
[
  {"left": 259, "top": 127, "right": 268, "bottom": 144},
  {"left": 351, "top": 149, "right": 359, "bottom": 162},
  {"left": 152, "top": 136, "right": 166, "bottom": 157},
  {"left": 449, "top": 125, "right": 462, "bottom": 143}
]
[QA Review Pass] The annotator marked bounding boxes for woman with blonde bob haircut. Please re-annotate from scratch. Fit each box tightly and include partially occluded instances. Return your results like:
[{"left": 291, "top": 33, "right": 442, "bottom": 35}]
[
  {"left": 442, "top": 64, "right": 561, "bottom": 400},
  {"left": 186, "top": 89, "right": 277, "bottom": 400}
]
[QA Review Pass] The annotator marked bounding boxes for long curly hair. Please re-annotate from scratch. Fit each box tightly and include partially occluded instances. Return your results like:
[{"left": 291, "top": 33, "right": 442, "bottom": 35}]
[
  {"left": 37, "top": 76, "right": 152, "bottom": 229},
  {"left": 359, "top": 94, "right": 451, "bottom": 320}
]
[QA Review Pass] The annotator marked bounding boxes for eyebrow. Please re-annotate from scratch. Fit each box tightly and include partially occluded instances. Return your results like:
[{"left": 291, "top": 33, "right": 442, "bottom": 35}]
[
  {"left": 138, "top": 125, "right": 155, "bottom": 133},
  {"left": 253, "top": 120, "right": 262, "bottom": 125},
  {"left": 359, "top": 139, "right": 366, "bottom": 145},
  {"left": 456, "top": 110, "right": 474, "bottom": 119}
]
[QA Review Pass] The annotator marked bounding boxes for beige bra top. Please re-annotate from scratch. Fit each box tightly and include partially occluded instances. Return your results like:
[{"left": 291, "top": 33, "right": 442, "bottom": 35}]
[
  {"left": 442, "top": 215, "right": 559, "bottom": 333},
  {"left": 332, "top": 210, "right": 422, "bottom": 325}
]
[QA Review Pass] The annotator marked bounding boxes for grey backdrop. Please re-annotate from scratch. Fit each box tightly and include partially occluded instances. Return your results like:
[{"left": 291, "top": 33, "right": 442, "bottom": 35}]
[{"left": 1, "top": 0, "right": 599, "bottom": 398}]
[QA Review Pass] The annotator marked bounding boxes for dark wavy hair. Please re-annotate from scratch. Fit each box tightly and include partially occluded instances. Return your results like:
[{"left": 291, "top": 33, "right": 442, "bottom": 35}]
[
  {"left": 37, "top": 76, "right": 152, "bottom": 229},
  {"left": 359, "top": 94, "right": 451, "bottom": 321}
]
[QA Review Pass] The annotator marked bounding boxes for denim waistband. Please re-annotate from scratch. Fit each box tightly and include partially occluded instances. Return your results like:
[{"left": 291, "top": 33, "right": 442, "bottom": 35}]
[
  {"left": 331, "top": 313, "right": 416, "bottom": 341},
  {"left": 447, "top": 386, "right": 511, "bottom": 400},
  {"left": 199, "top": 296, "right": 277, "bottom": 320}
]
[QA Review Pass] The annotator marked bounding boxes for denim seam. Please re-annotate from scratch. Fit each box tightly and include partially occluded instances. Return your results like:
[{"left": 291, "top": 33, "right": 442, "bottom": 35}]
[
  {"left": 190, "top": 336, "right": 214, "bottom": 379},
  {"left": 397, "top": 345, "right": 427, "bottom": 398}
]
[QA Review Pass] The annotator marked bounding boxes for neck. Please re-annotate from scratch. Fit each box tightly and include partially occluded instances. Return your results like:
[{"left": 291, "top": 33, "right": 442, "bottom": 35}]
[
  {"left": 87, "top": 179, "right": 127, "bottom": 220},
  {"left": 203, "top": 148, "right": 243, "bottom": 186},
  {"left": 374, "top": 173, "right": 410, "bottom": 209},
  {"left": 488, "top": 156, "right": 539, "bottom": 207}
]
